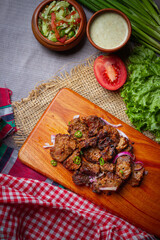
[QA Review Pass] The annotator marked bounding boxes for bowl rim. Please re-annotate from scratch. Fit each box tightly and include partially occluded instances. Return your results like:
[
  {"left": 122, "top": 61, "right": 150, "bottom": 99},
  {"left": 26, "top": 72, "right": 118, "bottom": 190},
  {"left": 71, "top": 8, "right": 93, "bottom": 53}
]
[
  {"left": 86, "top": 8, "right": 132, "bottom": 53},
  {"left": 32, "top": 0, "right": 86, "bottom": 46}
]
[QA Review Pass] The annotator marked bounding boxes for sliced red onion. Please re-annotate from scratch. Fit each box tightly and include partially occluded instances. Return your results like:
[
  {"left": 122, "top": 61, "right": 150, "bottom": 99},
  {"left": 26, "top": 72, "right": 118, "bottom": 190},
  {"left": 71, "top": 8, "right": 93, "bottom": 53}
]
[
  {"left": 97, "top": 172, "right": 104, "bottom": 178},
  {"left": 117, "top": 129, "right": 129, "bottom": 139},
  {"left": 134, "top": 161, "right": 144, "bottom": 171},
  {"left": 73, "top": 115, "right": 80, "bottom": 119},
  {"left": 113, "top": 151, "right": 135, "bottom": 164},
  {"left": 101, "top": 118, "right": 122, "bottom": 128},
  {"left": 89, "top": 176, "right": 97, "bottom": 183},
  {"left": 89, "top": 172, "right": 105, "bottom": 183},
  {"left": 43, "top": 144, "right": 55, "bottom": 148},
  {"left": 51, "top": 135, "right": 56, "bottom": 145},
  {"left": 99, "top": 187, "right": 117, "bottom": 191}
]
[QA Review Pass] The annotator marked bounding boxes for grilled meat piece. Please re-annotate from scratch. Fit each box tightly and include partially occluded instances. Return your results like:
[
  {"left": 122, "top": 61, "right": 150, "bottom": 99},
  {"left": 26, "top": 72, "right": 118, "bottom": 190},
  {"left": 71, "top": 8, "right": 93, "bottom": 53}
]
[
  {"left": 50, "top": 134, "right": 77, "bottom": 162},
  {"left": 80, "top": 161, "right": 100, "bottom": 176},
  {"left": 78, "top": 136, "right": 98, "bottom": 150},
  {"left": 123, "top": 144, "right": 133, "bottom": 153},
  {"left": 130, "top": 163, "right": 145, "bottom": 187},
  {"left": 63, "top": 149, "right": 81, "bottom": 171},
  {"left": 82, "top": 115, "right": 105, "bottom": 137},
  {"left": 92, "top": 172, "right": 122, "bottom": 193},
  {"left": 98, "top": 137, "right": 111, "bottom": 150},
  {"left": 116, "top": 137, "right": 129, "bottom": 152},
  {"left": 68, "top": 117, "right": 88, "bottom": 140},
  {"left": 83, "top": 147, "right": 101, "bottom": 163},
  {"left": 100, "top": 162, "right": 116, "bottom": 173},
  {"left": 116, "top": 155, "right": 132, "bottom": 180},
  {"left": 101, "top": 145, "right": 116, "bottom": 162},
  {"left": 98, "top": 124, "right": 120, "bottom": 145},
  {"left": 72, "top": 171, "right": 90, "bottom": 186}
]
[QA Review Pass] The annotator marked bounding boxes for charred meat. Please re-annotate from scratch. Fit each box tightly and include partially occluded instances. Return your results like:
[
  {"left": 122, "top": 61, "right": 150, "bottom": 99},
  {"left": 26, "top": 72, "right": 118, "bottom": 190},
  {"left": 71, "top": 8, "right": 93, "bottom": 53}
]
[
  {"left": 82, "top": 115, "right": 105, "bottom": 137},
  {"left": 50, "top": 115, "right": 145, "bottom": 194},
  {"left": 116, "top": 155, "right": 132, "bottom": 180},
  {"left": 68, "top": 118, "right": 88, "bottom": 140},
  {"left": 92, "top": 172, "right": 122, "bottom": 193},
  {"left": 78, "top": 136, "right": 98, "bottom": 150},
  {"left": 100, "top": 162, "right": 116, "bottom": 173},
  {"left": 123, "top": 144, "right": 133, "bottom": 153},
  {"left": 101, "top": 145, "right": 116, "bottom": 162},
  {"left": 72, "top": 171, "right": 90, "bottom": 186},
  {"left": 50, "top": 134, "right": 77, "bottom": 162},
  {"left": 98, "top": 125, "right": 120, "bottom": 145},
  {"left": 130, "top": 163, "right": 145, "bottom": 187},
  {"left": 116, "top": 137, "right": 129, "bottom": 152},
  {"left": 98, "top": 137, "right": 111, "bottom": 150},
  {"left": 63, "top": 149, "right": 81, "bottom": 171},
  {"left": 83, "top": 147, "right": 101, "bottom": 163},
  {"left": 80, "top": 161, "right": 100, "bottom": 176}
]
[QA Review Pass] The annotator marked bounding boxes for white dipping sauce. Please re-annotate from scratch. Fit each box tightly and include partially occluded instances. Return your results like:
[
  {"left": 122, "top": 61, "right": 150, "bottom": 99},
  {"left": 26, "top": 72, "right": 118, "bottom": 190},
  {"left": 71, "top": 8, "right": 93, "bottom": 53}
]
[{"left": 90, "top": 12, "right": 128, "bottom": 49}]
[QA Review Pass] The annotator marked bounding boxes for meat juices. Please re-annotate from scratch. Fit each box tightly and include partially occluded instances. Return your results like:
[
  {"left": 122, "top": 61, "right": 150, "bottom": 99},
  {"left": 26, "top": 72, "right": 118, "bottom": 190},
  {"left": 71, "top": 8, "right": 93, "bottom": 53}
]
[{"left": 50, "top": 115, "right": 145, "bottom": 194}]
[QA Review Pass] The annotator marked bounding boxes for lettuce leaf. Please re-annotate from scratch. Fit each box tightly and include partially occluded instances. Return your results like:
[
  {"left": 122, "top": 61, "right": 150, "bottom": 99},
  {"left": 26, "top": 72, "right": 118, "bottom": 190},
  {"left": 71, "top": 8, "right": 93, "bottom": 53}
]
[{"left": 121, "top": 45, "right": 160, "bottom": 142}]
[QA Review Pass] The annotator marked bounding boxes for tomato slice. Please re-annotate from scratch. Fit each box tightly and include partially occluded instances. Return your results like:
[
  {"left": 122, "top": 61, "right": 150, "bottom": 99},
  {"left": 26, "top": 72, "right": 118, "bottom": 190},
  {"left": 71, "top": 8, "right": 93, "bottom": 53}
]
[
  {"left": 58, "top": 35, "right": 67, "bottom": 43},
  {"left": 94, "top": 55, "right": 127, "bottom": 91},
  {"left": 66, "top": 11, "right": 76, "bottom": 19},
  {"left": 51, "top": 12, "right": 60, "bottom": 39}
]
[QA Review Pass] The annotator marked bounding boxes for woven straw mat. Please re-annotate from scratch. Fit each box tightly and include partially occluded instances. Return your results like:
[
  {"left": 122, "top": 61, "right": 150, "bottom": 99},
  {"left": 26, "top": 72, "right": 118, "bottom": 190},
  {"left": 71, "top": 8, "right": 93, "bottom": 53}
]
[{"left": 12, "top": 55, "right": 155, "bottom": 146}]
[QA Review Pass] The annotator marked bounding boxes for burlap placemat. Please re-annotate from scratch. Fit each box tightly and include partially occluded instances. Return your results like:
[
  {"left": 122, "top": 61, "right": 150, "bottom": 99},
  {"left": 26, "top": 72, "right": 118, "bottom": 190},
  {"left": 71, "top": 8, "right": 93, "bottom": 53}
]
[{"left": 12, "top": 55, "right": 155, "bottom": 146}]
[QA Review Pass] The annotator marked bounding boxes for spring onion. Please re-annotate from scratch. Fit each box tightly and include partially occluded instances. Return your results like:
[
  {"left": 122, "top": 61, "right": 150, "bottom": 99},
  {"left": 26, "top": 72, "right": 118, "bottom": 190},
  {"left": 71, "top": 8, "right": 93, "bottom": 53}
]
[{"left": 77, "top": 0, "right": 160, "bottom": 54}]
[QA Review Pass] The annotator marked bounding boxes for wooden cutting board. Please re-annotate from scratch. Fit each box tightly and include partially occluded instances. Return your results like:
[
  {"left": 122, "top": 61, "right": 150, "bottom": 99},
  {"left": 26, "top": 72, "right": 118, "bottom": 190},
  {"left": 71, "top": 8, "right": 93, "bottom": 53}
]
[{"left": 19, "top": 88, "right": 160, "bottom": 237}]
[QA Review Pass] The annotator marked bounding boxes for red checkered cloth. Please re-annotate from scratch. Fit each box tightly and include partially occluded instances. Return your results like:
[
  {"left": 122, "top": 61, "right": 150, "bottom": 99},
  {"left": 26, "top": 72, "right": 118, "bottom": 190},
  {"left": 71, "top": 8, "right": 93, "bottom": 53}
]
[{"left": 0, "top": 174, "right": 156, "bottom": 240}]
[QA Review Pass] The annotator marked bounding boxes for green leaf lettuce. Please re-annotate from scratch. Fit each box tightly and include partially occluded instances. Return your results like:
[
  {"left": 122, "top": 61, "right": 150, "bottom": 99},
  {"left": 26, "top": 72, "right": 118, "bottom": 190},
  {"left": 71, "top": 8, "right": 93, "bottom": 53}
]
[{"left": 121, "top": 45, "right": 160, "bottom": 142}]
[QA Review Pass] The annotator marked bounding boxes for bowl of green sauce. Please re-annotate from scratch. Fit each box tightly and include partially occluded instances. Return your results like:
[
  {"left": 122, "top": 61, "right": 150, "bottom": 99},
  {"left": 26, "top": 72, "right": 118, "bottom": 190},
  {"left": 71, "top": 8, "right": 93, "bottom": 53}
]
[
  {"left": 86, "top": 8, "right": 131, "bottom": 53},
  {"left": 32, "top": 0, "right": 87, "bottom": 51}
]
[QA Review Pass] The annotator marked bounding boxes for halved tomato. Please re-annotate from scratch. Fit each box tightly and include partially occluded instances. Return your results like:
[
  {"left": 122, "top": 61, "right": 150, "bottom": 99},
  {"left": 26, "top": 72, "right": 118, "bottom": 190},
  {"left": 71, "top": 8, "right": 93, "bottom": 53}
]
[{"left": 94, "top": 55, "right": 127, "bottom": 91}]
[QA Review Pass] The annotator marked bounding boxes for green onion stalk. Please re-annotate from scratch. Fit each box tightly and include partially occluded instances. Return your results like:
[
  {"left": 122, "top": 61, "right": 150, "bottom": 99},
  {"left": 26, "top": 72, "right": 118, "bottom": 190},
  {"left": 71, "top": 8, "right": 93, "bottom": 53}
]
[{"left": 77, "top": 0, "right": 160, "bottom": 54}]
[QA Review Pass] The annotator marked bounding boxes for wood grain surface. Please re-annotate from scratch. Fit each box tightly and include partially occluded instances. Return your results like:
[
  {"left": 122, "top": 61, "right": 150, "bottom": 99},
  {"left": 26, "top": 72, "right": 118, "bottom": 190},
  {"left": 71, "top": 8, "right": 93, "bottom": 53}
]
[{"left": 19, "top": 88, "right": 160, "bottom": 237}]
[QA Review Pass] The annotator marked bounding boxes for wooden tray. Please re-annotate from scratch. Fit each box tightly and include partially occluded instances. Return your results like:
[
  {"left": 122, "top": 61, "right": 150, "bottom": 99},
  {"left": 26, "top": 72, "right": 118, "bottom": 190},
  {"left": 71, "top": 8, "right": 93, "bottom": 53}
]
[{"left": 19, "top": 88, "right": 160, "bottom": 237}]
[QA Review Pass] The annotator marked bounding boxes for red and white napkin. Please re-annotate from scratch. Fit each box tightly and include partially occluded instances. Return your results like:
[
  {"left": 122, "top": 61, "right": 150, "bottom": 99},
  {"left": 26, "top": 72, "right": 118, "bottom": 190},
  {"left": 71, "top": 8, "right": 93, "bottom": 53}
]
[{"left": 0, "top": 174, "right": 156, "bottom": 240}]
